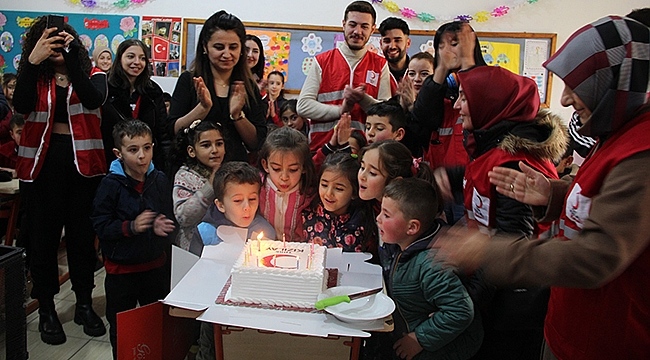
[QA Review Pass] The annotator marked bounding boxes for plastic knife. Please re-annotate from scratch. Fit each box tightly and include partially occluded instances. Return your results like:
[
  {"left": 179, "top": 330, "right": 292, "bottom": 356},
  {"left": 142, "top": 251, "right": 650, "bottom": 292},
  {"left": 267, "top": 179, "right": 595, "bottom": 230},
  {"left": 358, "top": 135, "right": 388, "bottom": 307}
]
[{"left": 315, "top": 287, "right": 382, "bottom": 310}]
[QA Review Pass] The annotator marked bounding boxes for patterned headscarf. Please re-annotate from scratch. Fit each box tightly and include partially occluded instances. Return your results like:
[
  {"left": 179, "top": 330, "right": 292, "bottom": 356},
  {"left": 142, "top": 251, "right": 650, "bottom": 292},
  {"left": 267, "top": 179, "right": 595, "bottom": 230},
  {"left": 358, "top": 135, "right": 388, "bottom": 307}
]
[{"left": 544, "top": 16, "right": 650, "bottom": 138}]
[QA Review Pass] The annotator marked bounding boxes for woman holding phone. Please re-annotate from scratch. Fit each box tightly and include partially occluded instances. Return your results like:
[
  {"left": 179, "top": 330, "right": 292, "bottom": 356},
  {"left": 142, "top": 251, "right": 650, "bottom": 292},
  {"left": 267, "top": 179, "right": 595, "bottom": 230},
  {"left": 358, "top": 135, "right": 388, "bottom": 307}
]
[{"left": 14, "top": 16, "right": 107, "bottom": 345}]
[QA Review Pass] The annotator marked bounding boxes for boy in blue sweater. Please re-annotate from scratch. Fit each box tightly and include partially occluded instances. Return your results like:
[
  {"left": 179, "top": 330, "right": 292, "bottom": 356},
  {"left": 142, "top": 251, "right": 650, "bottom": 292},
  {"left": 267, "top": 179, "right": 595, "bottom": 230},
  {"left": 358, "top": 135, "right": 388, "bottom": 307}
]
[
  {"left": 192, "top": 161, "right": 275, "bottom": 360},
  {"left": 91, "top": 120, "right": 175, "bottom": 358},
  {"left": 376, "top": 178, "right": 482, "bottom": 360}
]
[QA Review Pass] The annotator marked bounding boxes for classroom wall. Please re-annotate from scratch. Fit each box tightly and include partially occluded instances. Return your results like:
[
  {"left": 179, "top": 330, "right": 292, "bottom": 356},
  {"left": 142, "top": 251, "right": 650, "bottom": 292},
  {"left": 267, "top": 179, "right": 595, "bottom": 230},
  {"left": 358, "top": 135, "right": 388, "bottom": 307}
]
[{"left": 3, "top": 0, "right": 647, "bottom": 120}]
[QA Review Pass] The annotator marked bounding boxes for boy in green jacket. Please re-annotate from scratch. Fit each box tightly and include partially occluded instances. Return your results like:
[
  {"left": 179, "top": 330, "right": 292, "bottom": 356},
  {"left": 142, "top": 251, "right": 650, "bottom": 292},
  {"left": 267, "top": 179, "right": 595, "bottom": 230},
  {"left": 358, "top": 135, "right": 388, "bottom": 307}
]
[{"left": 377, "top": 178, "right": 482, "bottom": 360}]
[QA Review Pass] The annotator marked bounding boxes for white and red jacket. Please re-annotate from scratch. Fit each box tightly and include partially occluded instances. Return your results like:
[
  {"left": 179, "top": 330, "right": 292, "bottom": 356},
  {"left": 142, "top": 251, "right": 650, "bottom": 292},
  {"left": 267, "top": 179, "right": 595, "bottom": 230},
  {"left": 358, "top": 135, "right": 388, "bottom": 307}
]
[
  {"left": 464, "top": 148, "right": 557, "bottom": 234},
  {"left": 17, "top": 77, "right": 106, "bottom": 181},
  {"left": 424, "top": 100, "right": 469, "bottom": 169},
  {"left": 545, "top": 112, "right": 650, "bottom": 360},
  {"left": 309, "top": 48, "right": 394, "bottom": 151}
]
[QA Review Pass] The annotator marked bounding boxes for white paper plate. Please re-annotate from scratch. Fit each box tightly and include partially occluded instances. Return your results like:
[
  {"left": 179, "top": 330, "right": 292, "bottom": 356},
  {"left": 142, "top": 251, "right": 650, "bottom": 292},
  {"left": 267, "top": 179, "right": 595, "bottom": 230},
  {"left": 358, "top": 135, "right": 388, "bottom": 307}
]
[{"left": 318, "top": 286, "right": 395, "bottom": 322}]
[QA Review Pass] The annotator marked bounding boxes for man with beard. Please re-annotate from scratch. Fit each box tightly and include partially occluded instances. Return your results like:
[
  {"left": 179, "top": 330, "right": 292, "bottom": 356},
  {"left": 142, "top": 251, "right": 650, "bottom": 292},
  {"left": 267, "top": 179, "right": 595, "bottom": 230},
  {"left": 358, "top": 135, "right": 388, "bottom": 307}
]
[
  {"left": 379, "top": 17, "right": 411, "bottom": 82},
  {"left": 298, "top": 0, "right": 395, "bottom": 152}
]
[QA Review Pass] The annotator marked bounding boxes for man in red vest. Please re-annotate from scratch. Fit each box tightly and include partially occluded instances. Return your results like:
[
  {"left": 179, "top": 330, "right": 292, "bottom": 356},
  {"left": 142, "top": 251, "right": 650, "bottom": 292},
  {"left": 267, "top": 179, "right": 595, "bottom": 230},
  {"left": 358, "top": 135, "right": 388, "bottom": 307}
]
[{"left": 297, "top": 0, "right": 395, "bottom": 152}]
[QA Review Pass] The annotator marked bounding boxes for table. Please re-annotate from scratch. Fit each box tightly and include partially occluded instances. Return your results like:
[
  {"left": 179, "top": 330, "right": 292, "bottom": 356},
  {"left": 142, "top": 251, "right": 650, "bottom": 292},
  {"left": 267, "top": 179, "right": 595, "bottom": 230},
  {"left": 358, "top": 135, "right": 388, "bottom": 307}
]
[{"left": 165, "top": 227, "right": 390, "bottom": 360}]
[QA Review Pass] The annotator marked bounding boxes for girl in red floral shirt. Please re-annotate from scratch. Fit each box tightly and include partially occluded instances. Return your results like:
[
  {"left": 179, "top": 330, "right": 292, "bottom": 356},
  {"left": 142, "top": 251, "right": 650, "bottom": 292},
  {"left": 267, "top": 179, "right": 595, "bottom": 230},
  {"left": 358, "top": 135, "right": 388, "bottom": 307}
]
[{"left": 302, "top": 152, "right": 374, "bottom": 253}]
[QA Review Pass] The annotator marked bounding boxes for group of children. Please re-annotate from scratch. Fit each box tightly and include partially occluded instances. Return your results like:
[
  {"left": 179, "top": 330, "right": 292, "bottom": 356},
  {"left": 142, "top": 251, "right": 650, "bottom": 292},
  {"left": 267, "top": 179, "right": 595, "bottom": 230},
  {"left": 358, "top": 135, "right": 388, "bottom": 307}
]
[{"left": 94, "top": 99, "right": 481, "bottom": 358}]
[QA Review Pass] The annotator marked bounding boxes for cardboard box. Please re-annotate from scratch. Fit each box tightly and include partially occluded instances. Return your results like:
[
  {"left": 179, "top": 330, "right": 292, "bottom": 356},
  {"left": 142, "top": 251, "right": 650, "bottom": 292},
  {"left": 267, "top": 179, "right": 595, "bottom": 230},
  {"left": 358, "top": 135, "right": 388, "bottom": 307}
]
[
  {"left": 116, "top": 301, "right": 196, "bottom": 360},
  {"left": 117, "top": 226, "right": 388, "bottom": 359}
]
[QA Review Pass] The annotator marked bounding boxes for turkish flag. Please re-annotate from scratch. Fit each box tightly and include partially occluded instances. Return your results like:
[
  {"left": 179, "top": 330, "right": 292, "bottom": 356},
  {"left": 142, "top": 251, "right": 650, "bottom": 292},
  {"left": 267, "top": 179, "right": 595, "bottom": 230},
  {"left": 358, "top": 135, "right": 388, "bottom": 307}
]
[{"left": 151, "top": 36, "right": 169, "bottom": 61}]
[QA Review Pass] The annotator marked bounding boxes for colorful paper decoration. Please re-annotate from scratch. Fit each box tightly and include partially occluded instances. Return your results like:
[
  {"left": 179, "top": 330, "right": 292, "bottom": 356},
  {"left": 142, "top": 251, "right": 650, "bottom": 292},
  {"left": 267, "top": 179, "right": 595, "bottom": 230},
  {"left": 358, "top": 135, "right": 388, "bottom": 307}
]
[
  {"left": 374, "top": 0, "right": 541, "bottom": 24},
  {"left": 67, "top": 0, "right": 153, "bottom": 10}
]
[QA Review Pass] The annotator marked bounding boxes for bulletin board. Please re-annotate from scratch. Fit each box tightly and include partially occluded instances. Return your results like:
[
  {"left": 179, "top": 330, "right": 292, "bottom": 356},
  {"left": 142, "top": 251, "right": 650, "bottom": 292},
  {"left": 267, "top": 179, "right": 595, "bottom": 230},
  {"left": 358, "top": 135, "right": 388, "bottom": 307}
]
[
  {"left": 0, "top": 10, "right": 139, "bottom": 75},
  {"left": 181, "top": 19, "right": 556, "bottom": 105},
  {"left": 142, "top": 16, "right": 182, "bottom": 77}
]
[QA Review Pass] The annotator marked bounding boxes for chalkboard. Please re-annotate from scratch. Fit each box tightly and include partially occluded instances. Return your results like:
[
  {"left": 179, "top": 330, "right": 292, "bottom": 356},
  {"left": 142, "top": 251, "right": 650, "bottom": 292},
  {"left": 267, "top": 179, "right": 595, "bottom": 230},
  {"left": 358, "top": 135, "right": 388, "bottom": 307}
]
[{"left": 181, "top": 19, "right": 556, "bottom": 105}]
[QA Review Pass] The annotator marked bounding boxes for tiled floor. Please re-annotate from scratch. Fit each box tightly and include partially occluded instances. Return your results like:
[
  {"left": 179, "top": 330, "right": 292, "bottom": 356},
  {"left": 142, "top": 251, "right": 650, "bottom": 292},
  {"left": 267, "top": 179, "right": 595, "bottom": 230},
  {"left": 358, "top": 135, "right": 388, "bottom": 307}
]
[
  {"left": 13, "top": 248, "right": 354, "bottom": 360},
  {"left": 25, "top": 266, "right": 113, "bottom": 360}
]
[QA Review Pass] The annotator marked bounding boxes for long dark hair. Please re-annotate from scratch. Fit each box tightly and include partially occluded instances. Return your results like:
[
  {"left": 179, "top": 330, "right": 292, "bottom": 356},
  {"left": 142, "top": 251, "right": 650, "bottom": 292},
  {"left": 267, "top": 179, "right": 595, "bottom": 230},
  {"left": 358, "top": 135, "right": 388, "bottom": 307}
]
[
  {"left": 433, "top": 21, "right": 487, "bottom": 69},
  {"left": 317, "top": 151, "right": 361, "bottom": 208},
  {"left": 108, "top": 39, "right": 154, "bottom": 94},
  {"left": 246, "top": 34, "right": 265, "bottom": 80},
  {"left": 18, "top": 16, "right": 92, "bottom": 81},
  {"left": 191, "top": 11, "right": 257, "bottom": 103},
  {"left": 317, "top": 151, "right": 378, "bottom": 254}
]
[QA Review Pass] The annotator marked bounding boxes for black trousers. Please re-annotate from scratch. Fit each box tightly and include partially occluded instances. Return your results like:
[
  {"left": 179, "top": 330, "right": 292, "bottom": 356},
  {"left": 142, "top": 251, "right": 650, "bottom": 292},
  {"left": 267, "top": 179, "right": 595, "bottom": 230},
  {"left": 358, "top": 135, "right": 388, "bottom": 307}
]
[
  {"left": 105, "top": 266, "right": 169, "bottom": 359},
  {"left": 26, "top": 134, "right": 100, "bottom": 301}
]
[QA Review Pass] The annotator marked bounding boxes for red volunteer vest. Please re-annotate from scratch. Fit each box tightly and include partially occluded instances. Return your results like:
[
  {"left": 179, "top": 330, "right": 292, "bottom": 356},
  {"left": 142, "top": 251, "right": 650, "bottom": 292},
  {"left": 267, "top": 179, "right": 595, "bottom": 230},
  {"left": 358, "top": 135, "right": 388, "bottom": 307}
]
[
  {"left": 545, "top": 112, "right": 650, "bottom": 360},
  {"left": 310, "top": 48, "right": 394, "bottom": 151},
  {"left": 17, "top": 75, "right": 106, "bottom": 181},
  {"left": 464, "top": 148, "right": 557, "bottom": 232},
  {"left": 424, "top": 100, "right": 469, "bottom": 169}
]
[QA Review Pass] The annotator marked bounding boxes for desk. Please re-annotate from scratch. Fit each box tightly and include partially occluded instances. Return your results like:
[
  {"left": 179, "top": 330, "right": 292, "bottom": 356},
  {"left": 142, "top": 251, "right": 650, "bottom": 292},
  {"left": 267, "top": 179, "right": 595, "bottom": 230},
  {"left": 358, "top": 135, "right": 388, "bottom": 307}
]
[{"left": 0, "top": 179, "right": 20, "bottom": 246}]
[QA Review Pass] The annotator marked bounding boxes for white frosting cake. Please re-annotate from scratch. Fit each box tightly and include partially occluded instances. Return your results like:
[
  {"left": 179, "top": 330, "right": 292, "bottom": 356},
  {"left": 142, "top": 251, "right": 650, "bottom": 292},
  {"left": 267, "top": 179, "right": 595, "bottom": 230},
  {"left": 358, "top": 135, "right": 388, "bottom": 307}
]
[{"left": 228, "top": 240, "right": 327, "bottom": 308}]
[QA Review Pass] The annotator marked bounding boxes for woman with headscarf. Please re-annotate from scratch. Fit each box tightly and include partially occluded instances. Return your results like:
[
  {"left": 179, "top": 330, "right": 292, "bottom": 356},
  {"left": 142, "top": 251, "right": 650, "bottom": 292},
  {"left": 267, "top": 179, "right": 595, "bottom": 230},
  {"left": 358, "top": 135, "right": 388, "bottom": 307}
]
[
  {"left": 92, "top": 46, "right": 112, "bottom": 73},
  {"left": 441, "top": 15, "right": 650, "bottom": 360},
  {"left": 449, "top": 48, "right": 567, "bottom": 359}
]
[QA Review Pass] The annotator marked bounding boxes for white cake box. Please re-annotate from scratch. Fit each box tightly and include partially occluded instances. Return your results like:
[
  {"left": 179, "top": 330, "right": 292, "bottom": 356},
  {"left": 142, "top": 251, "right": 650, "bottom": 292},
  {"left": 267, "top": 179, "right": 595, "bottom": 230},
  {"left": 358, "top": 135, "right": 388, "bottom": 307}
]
[{"left": 163, "top": 226, "right": 386, "bottom": 338}]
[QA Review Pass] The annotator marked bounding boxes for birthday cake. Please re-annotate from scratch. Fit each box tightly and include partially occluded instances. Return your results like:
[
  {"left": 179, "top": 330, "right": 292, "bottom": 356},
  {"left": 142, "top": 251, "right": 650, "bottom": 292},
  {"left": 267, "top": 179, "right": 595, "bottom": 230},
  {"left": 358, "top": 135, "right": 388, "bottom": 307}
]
[{"left": 228, "top": 240, "right": 327, "bottom": 308}]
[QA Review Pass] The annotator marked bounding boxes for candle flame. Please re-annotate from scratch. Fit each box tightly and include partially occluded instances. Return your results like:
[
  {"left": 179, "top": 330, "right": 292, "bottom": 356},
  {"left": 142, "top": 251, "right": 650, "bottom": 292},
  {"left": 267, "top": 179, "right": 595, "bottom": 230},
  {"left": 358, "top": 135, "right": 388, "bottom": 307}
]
[{"left": 257, "top": 232, "right": 264, "bottom": 240}]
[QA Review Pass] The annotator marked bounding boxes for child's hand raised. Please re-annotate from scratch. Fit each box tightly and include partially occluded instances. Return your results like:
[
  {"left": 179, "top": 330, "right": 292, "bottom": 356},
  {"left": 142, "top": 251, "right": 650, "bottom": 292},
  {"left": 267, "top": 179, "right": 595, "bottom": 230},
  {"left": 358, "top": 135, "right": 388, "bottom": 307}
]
[
  {"left": 393, "top": 332, "right": 423, "bottom": 360},
  {"left": 132, "top": 210, "right": 157, "bottom": 233},
  {"left": 153, "top": 214, "right": 176, "bottom": 237},
  {"left": 329, "top": 112, "right": 352, "bottom": 147},
  {"left": 397, "top": 76, "right": 415, "bottom": 111}
]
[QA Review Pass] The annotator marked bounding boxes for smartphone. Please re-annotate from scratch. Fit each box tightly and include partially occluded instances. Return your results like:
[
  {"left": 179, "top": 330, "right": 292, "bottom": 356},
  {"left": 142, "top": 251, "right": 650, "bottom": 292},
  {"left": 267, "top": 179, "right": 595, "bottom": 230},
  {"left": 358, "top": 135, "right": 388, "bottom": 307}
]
[{"left": 46, "top": 14, "right": 64, "bottom": 38}]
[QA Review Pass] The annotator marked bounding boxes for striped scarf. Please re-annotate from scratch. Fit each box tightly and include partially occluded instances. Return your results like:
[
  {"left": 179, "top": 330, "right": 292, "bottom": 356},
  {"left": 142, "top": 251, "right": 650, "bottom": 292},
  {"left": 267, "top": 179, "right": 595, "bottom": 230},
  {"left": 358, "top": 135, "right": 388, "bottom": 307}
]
[{"left": 544, "top": 16, "right": 650, "bottom": 138}]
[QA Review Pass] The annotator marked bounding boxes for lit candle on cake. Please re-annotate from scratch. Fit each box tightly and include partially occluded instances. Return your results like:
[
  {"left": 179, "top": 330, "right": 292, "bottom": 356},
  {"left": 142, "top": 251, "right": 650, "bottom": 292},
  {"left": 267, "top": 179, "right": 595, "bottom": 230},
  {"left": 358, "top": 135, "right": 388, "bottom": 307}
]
[
  {"left": 283, "top": 233, "right": 286, "bottom": 249},
  {"left": 257, "top": 232, "right": 263, "bottom": 252}
]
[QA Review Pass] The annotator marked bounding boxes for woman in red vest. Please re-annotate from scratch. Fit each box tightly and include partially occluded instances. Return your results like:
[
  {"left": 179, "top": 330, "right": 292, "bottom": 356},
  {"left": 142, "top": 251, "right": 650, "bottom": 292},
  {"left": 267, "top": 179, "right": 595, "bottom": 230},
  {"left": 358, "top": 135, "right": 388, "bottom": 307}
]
[
  {"left": 444, "top": 15, "right": 650, "bottom": 360},
  {"left": 14, "top": 16, "right": 107, "bottom": 345},
  {"left": 435, "top": 23, "right": 568, "bottom": 360}
]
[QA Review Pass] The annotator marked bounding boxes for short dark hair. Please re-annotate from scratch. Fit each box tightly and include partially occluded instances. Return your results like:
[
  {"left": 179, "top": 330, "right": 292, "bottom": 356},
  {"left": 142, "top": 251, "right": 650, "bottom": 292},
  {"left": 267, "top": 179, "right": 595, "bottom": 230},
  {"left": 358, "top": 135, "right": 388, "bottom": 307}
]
[
  {"left": 344, "top": 1, "right": 376, "bottom": 23},
  {"left": 410, "top": 52, "right": 434, "bottom": 67},
  {"left": 9, "top": 114, "right": 24, "bottom": 129},
  {"left": 349, "top": 130, "right": 367, "bottom": 149},
  {"left": 112, "top": 119, "right": 153, "bottom": 149},
  {"left": 213, "top": 161, "right": 261, "bottom": 201},
  {"left": 379, "top": 17, "right": 410, "bottom": 36},
  {"left": 366, "top": 100, "right": 408, "bottom": 132},
  {"left": 280, "top": 99, "right": 297, "bottom": 116},
  {"left": 163, "top": 92, "right": 172, "bottom": 102},
  {"left": 383, "top": 177, "right": 442, "bottom": 232}
]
